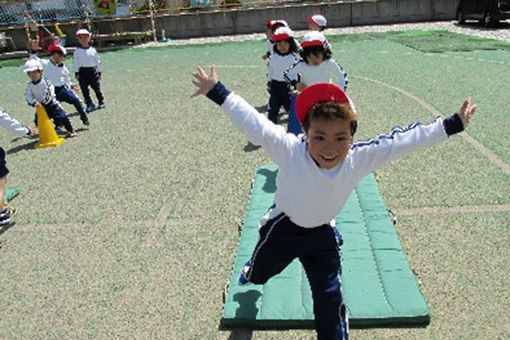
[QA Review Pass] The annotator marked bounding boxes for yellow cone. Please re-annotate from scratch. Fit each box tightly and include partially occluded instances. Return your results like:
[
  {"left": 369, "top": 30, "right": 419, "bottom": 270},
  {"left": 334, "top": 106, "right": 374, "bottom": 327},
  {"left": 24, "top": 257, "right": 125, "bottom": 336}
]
[{"left": 34, "top": 105, "right": 65, "bottom": 148}]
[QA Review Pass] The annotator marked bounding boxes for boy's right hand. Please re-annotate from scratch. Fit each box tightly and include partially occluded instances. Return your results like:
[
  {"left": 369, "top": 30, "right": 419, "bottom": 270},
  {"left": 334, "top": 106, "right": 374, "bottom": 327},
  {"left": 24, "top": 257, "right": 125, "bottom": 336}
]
[
  {"left": 191, "top": 65, "right": 218, "bottom": 98},
  {"left": 458, "top": 96, "right": 478, "bottom": 129}
]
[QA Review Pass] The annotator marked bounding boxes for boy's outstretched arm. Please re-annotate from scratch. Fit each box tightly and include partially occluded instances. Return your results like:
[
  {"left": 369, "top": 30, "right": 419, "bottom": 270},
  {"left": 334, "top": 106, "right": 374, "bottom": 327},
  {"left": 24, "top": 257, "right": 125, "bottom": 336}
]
[
  {"left": 351, "top": 97, "right": 479, "bottom": 177},
  {"left": 191, "top": 65, "right": 296, "bottom": 166}
]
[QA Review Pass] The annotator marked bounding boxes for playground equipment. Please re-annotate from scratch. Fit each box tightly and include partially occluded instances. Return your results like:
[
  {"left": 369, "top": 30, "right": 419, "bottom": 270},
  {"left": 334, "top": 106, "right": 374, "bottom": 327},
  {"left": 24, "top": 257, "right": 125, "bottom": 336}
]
[{"left": 34, "top": 106, "right": 65, "bottom": 149}]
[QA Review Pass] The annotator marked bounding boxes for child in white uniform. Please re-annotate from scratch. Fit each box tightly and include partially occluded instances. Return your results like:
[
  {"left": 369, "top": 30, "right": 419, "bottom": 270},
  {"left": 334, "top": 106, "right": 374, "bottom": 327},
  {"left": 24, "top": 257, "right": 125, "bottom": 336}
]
[
  {"left": 191, "top": 65, "right": 478, "bottom": 340},
  {"left": 267, "top": 27, "right": 299, "bottom": 124}
]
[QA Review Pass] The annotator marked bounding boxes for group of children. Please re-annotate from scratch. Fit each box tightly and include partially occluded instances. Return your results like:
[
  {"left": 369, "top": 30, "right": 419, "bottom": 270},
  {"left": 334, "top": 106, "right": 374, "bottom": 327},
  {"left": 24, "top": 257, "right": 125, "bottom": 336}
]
[
  {"left": 192, "top": 14, "right": 479, "bottom": 340},
  {"left": 264, "top": 15, "right": 347, "bottom": 135},
  {"left": 0, "top": 28, "right": 106, "bottom": 227},
  {"left": 24, "top": 28, "right": 105, "bottom": 137}
]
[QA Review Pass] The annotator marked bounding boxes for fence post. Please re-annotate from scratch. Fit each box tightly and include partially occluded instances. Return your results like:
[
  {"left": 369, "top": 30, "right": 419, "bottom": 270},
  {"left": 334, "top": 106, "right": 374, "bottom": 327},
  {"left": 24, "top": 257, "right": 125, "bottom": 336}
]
[{"left": 149, "top": 0, "right": 157, "bottom": 42}]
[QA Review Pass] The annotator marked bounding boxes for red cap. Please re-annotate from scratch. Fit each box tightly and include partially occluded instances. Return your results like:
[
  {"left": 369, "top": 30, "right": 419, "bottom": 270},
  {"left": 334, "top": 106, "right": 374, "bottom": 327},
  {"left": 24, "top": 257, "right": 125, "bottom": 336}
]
[
  {"left": 295, "top": 83, "right": 350, "bottom": 125},
  {"left": 300, "top": 31, "right": 326, "bottom": 48},
  {"left": 48, "top": 44, "right": 66, "bottom": 55}
]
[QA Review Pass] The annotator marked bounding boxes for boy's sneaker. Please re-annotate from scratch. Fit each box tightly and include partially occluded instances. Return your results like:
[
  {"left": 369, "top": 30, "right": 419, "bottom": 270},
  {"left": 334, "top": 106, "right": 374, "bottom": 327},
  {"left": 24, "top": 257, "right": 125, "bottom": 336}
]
[
  {"left": 97, "top": 102, "right": 105, "bottom": 110},
  {"left": 238, "top": 261, "right": 252, "bottom": 286},
  {"left": 0, "top": 207, "right": 17, "bottom": 226},
  {"left": 66, "top": 131, "right": 77, "bottom": 138},
  {"left": 85, "top": 104, "right": 96, "bottom": 113}
]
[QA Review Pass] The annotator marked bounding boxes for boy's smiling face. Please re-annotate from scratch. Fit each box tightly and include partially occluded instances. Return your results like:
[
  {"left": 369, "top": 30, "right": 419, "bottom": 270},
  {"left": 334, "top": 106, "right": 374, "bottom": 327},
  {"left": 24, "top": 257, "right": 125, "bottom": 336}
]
[{"left": 306, "top": 117, "right": 352, "bottom": 169}]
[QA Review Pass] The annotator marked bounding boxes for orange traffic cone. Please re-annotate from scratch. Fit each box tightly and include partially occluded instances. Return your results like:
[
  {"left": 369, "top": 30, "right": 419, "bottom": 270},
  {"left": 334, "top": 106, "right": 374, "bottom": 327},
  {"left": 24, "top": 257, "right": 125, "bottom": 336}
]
[{"left": 34, "top": 105, "right": 65, "bottom": 148}]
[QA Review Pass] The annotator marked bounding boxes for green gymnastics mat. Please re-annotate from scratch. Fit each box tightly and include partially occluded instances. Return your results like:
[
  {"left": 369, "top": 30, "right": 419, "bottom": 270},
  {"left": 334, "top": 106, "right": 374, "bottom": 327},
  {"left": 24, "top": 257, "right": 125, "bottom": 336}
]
[
  {"left": 221, "top": 165, "right": 430, "bottom": 329},
  {"left": 5, "top": 188, "right": 20, "bottom": 201}
]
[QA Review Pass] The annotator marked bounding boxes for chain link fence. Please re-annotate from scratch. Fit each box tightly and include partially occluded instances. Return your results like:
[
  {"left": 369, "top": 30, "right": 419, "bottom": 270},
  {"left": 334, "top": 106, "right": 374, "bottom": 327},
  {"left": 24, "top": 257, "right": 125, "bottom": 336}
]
[{"left": 0, "top": 0, "right": 306, "bottom": 26}]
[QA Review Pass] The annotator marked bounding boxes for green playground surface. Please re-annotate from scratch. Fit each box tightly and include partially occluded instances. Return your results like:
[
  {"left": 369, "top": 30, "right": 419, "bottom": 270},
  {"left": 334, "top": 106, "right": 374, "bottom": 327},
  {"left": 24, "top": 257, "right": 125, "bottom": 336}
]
[{"left": 0, "top": 30, "right": 509, "bottom": 339}]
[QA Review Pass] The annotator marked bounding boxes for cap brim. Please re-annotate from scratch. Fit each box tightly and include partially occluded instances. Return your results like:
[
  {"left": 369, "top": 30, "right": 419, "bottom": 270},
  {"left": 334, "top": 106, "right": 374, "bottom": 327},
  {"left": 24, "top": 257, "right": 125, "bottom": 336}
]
[
  {"left": 273, "top": 33, "right": 290, "bottom": 42},
  {"left": 307, "top": 17, "right": 317, "bottom": 25},
  {"left": 301, "top": 40, "right": 324, "bottom": 48},
  {"left": 295, "top": 83, "right": 350, "bottom": 125}
]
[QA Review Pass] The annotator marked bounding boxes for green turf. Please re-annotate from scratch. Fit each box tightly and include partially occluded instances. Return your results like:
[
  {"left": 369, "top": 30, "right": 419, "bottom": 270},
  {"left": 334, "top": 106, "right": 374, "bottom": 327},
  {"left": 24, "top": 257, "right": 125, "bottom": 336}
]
[
  {"left": 329, "top": 29, "right": 510, "bottom": 53},
  {"left": 222, "top": 166, "right": 429, "bottom": 329},
  {"left": 0, "top": 30, "right": 508, "bottom": 339}
]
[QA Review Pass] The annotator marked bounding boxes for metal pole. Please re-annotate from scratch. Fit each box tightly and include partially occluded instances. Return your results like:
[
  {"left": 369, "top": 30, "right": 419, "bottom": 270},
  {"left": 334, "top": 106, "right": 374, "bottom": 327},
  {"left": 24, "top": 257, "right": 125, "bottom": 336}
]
[{"left": 149, "top": 0, "right": 157, "bottom": 42}]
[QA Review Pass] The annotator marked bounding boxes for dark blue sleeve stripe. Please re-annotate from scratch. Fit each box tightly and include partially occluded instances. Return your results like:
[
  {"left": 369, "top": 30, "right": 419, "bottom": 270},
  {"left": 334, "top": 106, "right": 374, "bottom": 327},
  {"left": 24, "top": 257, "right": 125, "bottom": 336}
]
[
  {"left": 351, "top": 121, "right": 425, "bottom": 150},
  {"left": 206, "top": 81, "right": 231, "bottom": 106},
  {"left": 442, "top": 113, "right": 464, "bottom": 136}
]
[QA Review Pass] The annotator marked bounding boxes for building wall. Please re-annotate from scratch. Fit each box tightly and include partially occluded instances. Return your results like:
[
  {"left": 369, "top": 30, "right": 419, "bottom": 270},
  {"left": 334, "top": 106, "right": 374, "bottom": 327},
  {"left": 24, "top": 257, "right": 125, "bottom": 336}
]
[{"left": 1, "top": 0, "right": 459, "bottom": 51}]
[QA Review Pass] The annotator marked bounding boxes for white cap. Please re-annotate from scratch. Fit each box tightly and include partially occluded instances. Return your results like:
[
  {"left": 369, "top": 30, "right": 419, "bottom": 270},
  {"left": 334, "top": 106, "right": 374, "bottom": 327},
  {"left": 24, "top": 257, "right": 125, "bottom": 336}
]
[
  {"left": 23, "top": 59, "right": 43, "bottom": 73},
  {"left": 273, "top": 27, "right": 294, "bottom": 41},
  {"left": 76, "top": 28, "right": 91, "bottom": 37},
  {"left": 301, "top": 31, "right": 326, "bottom": 48},
  {"left": 308, "top": 14, "right": 327, "bottom": 27}
]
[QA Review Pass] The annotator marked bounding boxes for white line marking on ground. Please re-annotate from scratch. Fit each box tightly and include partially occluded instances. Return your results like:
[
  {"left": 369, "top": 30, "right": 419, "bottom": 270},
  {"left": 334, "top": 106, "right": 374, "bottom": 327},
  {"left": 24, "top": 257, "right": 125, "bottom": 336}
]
[
  {"left": 393, "top": 204, "right": 510, "bottom": 216},
  {"left": 355, "top": 75, "right": 510, "bottom": 177}
]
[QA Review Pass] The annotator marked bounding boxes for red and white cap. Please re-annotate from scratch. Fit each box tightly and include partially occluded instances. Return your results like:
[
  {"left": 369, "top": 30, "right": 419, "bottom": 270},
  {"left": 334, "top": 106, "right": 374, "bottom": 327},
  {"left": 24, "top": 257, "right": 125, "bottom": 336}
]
[
  {"left": 300, "top": 31, "right": 327, "bottom": 48},
  {"left": 48, "top": 44, "right": 67, "bottom": 55},
  {"left": 307, "top": 14, "right": 327, "bottom": 27},
  {"left": 272, "top": 27, "right": 294, "bottom": 42},
  {"left": 76, "top": 28, "right": 91, "bottom": 37},
  {"left": 295, "top": 83, "right": 353, "bottom": 125}
]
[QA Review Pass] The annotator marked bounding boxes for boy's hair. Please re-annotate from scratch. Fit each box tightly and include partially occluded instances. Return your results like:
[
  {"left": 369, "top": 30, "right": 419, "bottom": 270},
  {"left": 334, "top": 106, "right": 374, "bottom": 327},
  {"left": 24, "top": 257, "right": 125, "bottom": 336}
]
[
  {"left": 273, "top": 38, "right": 299, "bottom": 55},
  {"left": 300, "top": 45, "right": 332, "bottom": 62},
  {"left": 303, "top": 101, "right": 358, "bottom": 136}
]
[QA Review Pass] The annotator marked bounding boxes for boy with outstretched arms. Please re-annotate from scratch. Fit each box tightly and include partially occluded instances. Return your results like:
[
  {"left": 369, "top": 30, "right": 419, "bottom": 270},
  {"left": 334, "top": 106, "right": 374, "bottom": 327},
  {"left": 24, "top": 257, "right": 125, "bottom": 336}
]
[{"left": 191, "top": 65, "right": 477, "bottom": 340}]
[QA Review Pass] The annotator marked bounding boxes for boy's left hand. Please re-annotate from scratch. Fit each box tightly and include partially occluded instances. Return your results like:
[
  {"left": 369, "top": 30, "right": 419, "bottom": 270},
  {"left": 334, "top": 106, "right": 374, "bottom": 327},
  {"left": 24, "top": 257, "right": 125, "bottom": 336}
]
[
  {"left": 458, "top": 96, "right": 478, "bottom": 128},
  {"left": 191, "top": 65, "right": 218, "bottom": 98}
]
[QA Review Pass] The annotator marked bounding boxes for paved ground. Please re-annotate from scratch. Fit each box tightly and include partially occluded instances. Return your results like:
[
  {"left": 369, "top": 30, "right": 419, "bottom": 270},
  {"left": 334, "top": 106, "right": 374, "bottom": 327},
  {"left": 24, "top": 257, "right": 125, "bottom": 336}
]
[{"left": 137, "top": 20, "right": 510, "bottom": 48}]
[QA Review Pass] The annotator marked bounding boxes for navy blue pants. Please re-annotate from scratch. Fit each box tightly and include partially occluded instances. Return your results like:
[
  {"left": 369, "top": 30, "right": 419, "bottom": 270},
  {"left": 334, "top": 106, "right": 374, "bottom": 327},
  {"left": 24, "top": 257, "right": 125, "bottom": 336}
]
[
  {"left": 268, "top": 80, "right": 291, "bottom": 124},
  {"left": 55, "top": 85, "right": 87, "bottom": 119},
  {"left": 287, "top": 94, "right": 302, "bottom": 136},
  {"left": 78, "top": 67, "right": 104, "bottom": 106},
  {"left": 36, "top": 102, "right": 74, "bottom": 133},
  {"left": 0, "top": 147, "right": 8, "bottom": 178},
  {"left": 246, "top": 209, "right": 349, "bottom": 339}
]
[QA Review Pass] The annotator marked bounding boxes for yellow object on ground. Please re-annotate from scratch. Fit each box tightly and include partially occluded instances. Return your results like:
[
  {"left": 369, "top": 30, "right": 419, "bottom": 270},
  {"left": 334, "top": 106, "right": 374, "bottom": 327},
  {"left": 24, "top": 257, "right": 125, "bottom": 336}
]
[{"left": 34, "top": 106, "right": 65, "bottom": 149}]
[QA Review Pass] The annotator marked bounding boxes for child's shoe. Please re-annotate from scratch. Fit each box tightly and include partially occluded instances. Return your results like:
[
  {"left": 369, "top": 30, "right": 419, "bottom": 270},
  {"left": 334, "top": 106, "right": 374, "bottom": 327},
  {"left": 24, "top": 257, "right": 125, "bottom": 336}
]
[
  {"left": 97, "top": 102, "right": 106, "bottom": 110},
  {"left": 66, "top": 131, "right": 77, "bottom": 138},
  {"left": 80, "top": 114, "right": 90, "bottom": 126},
  {"left": 85, "top": 103, "right": 96, "bottom": 113},
  {"left": 0, "top": 207, "right": 17, "bottom": 226},
  {"left": 238, "top": 261, "right": 252, "bottom": 286}
]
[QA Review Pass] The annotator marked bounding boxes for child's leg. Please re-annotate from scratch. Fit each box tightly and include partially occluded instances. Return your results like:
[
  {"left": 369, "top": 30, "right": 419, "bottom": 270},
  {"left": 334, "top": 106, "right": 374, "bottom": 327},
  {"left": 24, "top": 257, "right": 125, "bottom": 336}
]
[
  {"left": 45, "top": 103, "right": 74, "bottom": 134},
  {"left": 287, "top": 95, "right": 302, "bottom": 136},
  {"left": 299, "top": 227, "right": 348, "bottom": 340},
  {"left": 245, "top": 212, "right": 296, "bottom": 284},
  {"left": 90, "top": 79, "right": 104, "bottom": 105},
  {"left": 0, "top": 147, "right": 7, "bottom": 212},
  {"left": 56, "top": 86, "right": 88, "bottom": 122},
  {"left": 79, "top": 76, "right": 93, "bottom": 107},
  {"left": 267, "top": 81, "right": 282, "bottom": 124},
  {"left": 0, "top": 176, "right": 6, "bottom": 212}
]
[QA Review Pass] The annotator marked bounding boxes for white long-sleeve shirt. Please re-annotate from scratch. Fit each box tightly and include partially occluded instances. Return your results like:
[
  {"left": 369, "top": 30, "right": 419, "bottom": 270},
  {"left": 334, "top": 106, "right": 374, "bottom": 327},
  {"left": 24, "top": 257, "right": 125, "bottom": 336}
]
[
  {"left": 73, "top": 46, "right": 101, "bottom": 73},
  {"left": 0, "top": 105, "right": 30, "bottom": 142},
  {"left": 284, "top": 59, "right": 348, "bottom": 91},
  {"left": 25, "top": 78, "right": 58, "bottom": 107},
  {"left": 29, "top": 53, "right": 72, "bottom": 88},
  {"left": 269, "top": 52, "right": 298, "bottom": 82},
  {"left": 216, "top": 89, "right": 451, "bottom": 228}
]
